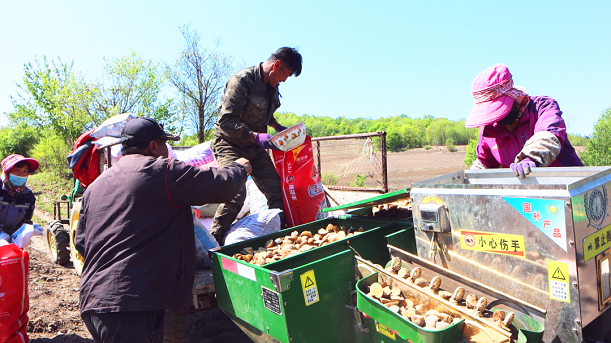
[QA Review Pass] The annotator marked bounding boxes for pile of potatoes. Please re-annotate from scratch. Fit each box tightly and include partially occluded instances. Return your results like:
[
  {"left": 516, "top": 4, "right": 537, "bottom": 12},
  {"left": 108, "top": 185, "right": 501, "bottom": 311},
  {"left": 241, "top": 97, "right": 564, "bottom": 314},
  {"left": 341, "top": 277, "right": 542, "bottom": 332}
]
[
  {"left": 366, "top": 277, "right": 460, "bottom": 330},
  {"left": 232, "top": 224, "right": 365, "bottom": 266},
  {"left": 371, "top": 199, "right": 412, "bottom": 219},
  {"left": 366, "top": 257, "right": 515, "bottom": 331}
]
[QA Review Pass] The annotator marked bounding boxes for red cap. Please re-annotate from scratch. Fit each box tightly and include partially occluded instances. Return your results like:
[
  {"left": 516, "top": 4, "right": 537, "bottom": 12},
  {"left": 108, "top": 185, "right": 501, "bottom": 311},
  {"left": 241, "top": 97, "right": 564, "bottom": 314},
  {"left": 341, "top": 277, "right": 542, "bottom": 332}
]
[{"left": 1, "top": 154, "right": 40, "bottom": 173}]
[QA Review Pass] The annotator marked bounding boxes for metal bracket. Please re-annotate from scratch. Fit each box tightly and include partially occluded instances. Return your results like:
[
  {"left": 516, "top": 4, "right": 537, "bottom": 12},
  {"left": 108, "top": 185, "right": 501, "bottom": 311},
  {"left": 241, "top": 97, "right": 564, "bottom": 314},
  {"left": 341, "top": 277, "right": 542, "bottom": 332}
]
[{"left": 269, "top": 269, "right": 294, "bottom": 292}]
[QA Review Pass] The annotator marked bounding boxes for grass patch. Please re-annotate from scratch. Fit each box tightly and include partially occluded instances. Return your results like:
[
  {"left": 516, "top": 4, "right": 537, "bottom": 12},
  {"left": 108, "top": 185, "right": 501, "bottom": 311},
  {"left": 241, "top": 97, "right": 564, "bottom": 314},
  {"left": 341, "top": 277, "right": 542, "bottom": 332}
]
[
  {"left": 321, "top": 172, "right": 339, "bottom": 185},
  {"left": 28, "top": 171, "right": 74, "bottom": 216},
  {"left": 350, "top": 174, "right": 367, "bottom": 188}
]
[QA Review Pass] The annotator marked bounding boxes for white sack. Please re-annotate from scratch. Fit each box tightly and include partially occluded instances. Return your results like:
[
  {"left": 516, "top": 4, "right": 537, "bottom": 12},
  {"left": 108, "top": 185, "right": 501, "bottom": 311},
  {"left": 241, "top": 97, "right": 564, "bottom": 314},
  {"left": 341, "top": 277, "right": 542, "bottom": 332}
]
[
  {"left": 174, "top": 141, "right": 218, "bottom": 169},
  {"left": 91, "top": 113, "right": 135, "bottom": 138},
  {"left": 224, "top": 209, "right": 282, "bottom": 246},
  {"left": 11, "top": 224, "right": 43, "bottom": 248}
]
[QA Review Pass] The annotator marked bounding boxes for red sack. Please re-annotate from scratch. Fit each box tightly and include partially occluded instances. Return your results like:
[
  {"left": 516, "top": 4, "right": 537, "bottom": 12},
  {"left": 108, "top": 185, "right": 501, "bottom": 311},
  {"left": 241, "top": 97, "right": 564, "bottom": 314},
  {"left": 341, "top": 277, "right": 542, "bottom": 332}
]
[
  {"left": 67, "top": 129, "right": 100, "bottom": 188},
  {"left": 273, "top": 136, "right": 327, "bottom": 227},
  {"left": 0, "top": 244, "right": 29, "bottom": 343}
]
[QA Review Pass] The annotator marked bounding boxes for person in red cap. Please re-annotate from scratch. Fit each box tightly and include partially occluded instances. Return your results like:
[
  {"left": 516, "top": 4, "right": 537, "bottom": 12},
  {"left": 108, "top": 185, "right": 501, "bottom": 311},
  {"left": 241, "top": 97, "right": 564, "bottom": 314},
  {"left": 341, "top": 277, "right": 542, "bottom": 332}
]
[
  {"left": 0, "top": 154, "right": 39, "bottom": 239},
  {"left": 465, "top": 63, "right": 583, "bottom": 178}
]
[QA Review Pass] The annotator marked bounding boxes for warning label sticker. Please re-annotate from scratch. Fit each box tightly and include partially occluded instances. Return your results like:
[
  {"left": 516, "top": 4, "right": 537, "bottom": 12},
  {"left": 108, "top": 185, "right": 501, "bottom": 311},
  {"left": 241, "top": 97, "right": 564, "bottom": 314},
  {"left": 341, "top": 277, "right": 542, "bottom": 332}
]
[
  {"left": 548, "top": 260, "right": 570, "bottom": 302},
  {"left": 460, "top": 230, "right": 525, "bottom": 257},
  {"left": 375, "top": 323, "right": 396, "bottom": 340},
  {"left": 300, "top": 270, "right": 319, "bottom": 306}
]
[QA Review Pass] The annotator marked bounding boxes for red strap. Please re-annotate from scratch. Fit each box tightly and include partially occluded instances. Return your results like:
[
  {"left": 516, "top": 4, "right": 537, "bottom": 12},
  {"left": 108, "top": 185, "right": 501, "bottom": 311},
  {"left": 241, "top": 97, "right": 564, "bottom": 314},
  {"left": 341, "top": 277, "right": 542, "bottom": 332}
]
[{"left": 165, "top": 158, "right": 180, "bottom": 208}]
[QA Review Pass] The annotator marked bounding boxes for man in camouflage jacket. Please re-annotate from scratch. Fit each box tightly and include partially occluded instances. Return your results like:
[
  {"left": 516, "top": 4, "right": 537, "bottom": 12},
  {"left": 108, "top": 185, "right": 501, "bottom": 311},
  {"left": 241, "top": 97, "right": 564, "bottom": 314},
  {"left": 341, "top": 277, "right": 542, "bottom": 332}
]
[{"left": 211, "top": 47, "right": 302, "bottom": 243}]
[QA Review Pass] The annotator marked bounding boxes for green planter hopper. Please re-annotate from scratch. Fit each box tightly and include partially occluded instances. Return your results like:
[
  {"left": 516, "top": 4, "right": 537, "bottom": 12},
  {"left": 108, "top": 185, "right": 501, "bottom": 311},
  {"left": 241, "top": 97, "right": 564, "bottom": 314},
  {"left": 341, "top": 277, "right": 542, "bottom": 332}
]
[{"left": 211, "top": 217, "right": 415, "bottom": 343}]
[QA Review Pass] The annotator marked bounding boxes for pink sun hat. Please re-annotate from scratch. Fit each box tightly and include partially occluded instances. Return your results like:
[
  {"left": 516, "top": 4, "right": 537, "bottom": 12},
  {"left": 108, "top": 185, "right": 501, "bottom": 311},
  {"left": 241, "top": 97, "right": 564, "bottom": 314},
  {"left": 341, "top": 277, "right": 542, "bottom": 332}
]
[
  {"left": 465, "top": 63, "right": 515, "bottom": 128},
  {"left": 1, "top": 154, "right": 40, "bottom": 174}
]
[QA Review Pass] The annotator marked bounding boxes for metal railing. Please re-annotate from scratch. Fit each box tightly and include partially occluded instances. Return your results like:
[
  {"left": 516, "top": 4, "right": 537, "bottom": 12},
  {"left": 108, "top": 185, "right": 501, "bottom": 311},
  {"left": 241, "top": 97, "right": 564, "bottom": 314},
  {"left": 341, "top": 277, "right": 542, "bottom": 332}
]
[{"left": 312, "top": 132, "right": 387, "bottom": 193}]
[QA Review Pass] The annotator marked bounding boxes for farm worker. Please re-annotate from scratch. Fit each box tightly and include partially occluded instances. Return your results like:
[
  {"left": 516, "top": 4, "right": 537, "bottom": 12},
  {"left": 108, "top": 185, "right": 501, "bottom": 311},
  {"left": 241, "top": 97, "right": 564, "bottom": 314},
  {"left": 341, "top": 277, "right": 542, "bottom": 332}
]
[
  {"left": 210, "top": 47, "right": 302, "bottom": 244},
  {"left": 0, "top": 154, "right": 39, "bottom": 242},
  {"left": 465, "top": 63, "right": 582, "bottom": 178},
  {"left": 75, "top": 117, "right": 251, "bottom": 343}
]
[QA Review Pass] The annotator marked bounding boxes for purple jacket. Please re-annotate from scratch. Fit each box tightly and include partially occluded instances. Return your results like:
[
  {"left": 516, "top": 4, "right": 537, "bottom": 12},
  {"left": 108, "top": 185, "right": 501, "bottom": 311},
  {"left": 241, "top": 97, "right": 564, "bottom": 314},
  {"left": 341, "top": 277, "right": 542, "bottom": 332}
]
[{"left": 476, "top": 96, "right": 583, "bottom": 168}]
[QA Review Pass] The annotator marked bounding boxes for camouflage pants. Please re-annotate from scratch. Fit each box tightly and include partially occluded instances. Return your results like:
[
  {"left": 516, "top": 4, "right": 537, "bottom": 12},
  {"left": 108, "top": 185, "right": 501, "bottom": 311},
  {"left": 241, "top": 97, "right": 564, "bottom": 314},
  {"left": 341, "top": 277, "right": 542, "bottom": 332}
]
[{"left": 210, "top": 137, "right": 285, "bottom": 244}]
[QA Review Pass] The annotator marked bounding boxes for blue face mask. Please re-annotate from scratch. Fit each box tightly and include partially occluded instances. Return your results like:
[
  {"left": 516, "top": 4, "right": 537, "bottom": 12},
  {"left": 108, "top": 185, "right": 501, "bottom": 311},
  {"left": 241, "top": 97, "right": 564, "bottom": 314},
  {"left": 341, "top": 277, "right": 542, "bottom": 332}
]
[{"left": 9, "top": 174, "right": 28, "bottom": 187}]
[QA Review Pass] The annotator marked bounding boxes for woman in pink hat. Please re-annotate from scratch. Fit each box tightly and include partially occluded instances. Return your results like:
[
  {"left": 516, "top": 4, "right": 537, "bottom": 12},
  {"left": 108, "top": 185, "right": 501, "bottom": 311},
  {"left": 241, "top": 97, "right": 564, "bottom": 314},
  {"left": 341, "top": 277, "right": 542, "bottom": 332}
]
[
  {"left": 0, "top": 154, "right": 39, "bottom": 240},
  {"left": 465, "top": 64, "right": 583, "bottom": 178}
]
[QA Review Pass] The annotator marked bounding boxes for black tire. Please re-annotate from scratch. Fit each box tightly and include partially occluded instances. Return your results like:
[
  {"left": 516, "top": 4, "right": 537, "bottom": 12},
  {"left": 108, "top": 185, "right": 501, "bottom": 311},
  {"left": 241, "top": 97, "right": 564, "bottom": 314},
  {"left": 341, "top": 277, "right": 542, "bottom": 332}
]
[
  {"left": 163, "top": 309, "right": 186, "bottom": 343},
  {"left": 45, "top": 222, "right": 70, "bottom": 265}
]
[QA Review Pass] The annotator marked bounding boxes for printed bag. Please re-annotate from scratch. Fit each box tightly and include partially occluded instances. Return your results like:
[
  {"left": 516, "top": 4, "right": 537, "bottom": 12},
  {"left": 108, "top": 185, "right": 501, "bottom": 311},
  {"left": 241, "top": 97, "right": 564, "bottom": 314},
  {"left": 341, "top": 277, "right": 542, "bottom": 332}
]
[
  {"left": 0, "top": 244, "right": 29, "bottom": 343},
  {"left": 272, "top": 136, "right": 327, "bottom": 227}
]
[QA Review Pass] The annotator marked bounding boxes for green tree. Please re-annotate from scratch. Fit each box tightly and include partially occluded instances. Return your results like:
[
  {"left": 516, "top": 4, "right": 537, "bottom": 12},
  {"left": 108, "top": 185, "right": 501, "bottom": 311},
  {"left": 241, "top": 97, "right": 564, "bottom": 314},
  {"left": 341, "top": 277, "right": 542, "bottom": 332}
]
[
  {"left": 95, "top": 51, "right": 173, "bottom": 128},
  {"left": 30, "top": 129, "right": 72, "bottom": 178},
  {"left": 10, "top": 56, "right": 96, "bottom": 145},
  {"left": 463, "top": 139, "right": 478, "bottom": 167},
  {"left": 0, "top": 122, "right": 39, "bottom": 158},
  {"left": 445, "top": 138, "right": 457, "bottom": 152},
  {"left": 581, "top": 107, "right": 611, "bottom": 166},
  {"left": 166, "top": 26, "right": 237, "bottom": 143}
]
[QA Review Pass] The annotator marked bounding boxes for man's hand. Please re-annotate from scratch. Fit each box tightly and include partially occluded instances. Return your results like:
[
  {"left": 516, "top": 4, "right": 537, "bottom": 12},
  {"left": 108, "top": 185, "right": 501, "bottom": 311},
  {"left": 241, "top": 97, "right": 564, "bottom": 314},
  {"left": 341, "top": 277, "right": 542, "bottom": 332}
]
[
  {"left": 255, "top": 133, "right": 279, "bottom": 150},
  {"left": 510, "top": 159, "right": 536, "bottom": 179},
  {"left": 275, "top": 124, "right": 288, "bottom": 133},
  {"left": 235, "top": 157, "right": 252, "bottom": 176}
]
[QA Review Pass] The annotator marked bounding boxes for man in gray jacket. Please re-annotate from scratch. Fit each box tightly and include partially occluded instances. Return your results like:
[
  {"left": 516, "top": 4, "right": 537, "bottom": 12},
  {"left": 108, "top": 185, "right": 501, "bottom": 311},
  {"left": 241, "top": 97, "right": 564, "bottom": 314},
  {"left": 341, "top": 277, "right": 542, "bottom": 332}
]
[
  {"left": 210, "top": 47, "right": 302, "bottom": 244},
  {"left": 76, "top": 117, "right": 251, "bottom": 342}
]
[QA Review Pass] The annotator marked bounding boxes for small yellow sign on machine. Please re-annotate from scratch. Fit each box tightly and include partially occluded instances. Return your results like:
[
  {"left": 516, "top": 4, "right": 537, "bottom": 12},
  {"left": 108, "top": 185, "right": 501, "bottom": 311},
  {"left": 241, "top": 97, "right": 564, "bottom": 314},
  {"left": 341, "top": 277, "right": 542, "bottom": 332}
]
[
  {"left": 375, "top": 323, "right": 396, "bottom": 340},
  {"left": 300, "top": 270, "right": 319, "bottom": 306},
  {"left": 460, "top": 230, "right": 525, "bottom": 257},
  {"left": 548, "top": 261, "right": 570, "bottom": 302},
  {"left": 583, "top": 223, "right": 611, "bottom": 262}
]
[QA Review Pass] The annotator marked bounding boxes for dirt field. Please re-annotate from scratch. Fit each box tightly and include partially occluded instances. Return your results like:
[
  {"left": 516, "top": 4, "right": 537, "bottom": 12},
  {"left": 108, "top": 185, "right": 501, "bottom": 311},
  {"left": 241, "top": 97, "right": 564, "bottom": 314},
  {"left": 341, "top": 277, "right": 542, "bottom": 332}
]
[{"left": 23, "top": 147, "right": 468, "bottom": 342}]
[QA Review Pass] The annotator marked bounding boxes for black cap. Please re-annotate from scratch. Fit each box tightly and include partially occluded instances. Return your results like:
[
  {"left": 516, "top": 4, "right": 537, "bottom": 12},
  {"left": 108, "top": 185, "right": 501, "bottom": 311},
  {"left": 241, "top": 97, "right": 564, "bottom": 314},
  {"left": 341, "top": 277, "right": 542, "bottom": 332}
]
[{"left": 120, "top": 117, "right": 180, "bottom": 148}]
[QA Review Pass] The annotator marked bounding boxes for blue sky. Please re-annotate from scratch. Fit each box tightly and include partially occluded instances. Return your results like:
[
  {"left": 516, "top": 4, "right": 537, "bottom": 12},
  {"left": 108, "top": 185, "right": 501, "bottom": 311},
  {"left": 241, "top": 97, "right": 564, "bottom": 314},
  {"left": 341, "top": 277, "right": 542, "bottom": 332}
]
[{"left": 1, "top": 0, "right": 609, "bottom": 135}]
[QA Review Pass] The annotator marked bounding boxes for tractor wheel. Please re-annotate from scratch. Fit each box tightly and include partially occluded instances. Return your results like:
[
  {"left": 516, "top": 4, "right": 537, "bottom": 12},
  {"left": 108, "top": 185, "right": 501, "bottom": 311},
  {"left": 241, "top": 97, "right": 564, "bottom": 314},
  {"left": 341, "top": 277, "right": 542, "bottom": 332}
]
[
  {"left": 69, "top": 199, "right": 85, "bottom": 276},
  {"left": 44, "top": 221, "right": 70, "bottom": 265},
  {"left": 163, "top": 309, "right": 186, "bottom": 343}
]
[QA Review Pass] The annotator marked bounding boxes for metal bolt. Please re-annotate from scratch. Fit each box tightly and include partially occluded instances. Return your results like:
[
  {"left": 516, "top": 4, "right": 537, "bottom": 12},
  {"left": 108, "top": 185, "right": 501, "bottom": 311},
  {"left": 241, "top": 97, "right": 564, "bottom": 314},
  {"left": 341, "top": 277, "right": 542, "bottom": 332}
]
[
  {"left": 290, "top": 338, "right": 293, "bottom": 341},
  {"left": 566, "top": 202, "right": 571, "bottom": 207},
  {"left": 266, "top": 327, "right": 270, "bottom": 332},
  {"left": 575, "top": 319, "right": 581, "bottom": 326},
  {"left": 569, "top": 241, "right": 575, "bottom": 248},
  {"left": 284, "top": 302, "right": 288, "bottom": 306},
  {"left": 573, "top": 328, "right": 578, "bottom": 334},
  {"left": 286, "top": 285, "right": 290, "bottom": 289},
  {"left": 573, "top": 282, "right": 578, "bottom": 288}
]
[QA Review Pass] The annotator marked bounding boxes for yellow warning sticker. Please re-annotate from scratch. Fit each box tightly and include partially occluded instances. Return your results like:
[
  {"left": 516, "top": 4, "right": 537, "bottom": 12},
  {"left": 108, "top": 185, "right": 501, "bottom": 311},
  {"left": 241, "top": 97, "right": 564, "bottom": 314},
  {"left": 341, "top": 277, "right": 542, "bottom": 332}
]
[
  {"left": 548, "top": 261, "right": 570, "bottom": 302},
  {"left": 422, "top": 196, "right": 443, "bottom": 204},
  {"left": 583, "top": 223, "right": 611, "bottom": 262},
  {"left": 300, "top": 270, "right": 319, "bottom": 306},
  {"left": 460, "top": 230, "right": 525, "bottom": 257},
  {"left": 375, "top": 323, "right": 396, "bottom": 340}
]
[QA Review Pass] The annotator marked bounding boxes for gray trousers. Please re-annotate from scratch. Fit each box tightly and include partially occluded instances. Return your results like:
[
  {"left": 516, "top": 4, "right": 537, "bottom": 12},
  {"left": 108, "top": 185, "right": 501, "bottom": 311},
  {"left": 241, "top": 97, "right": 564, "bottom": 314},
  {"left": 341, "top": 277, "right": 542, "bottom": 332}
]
[{"left": 210, "top": 137, "right": 285, "bottom": 244}]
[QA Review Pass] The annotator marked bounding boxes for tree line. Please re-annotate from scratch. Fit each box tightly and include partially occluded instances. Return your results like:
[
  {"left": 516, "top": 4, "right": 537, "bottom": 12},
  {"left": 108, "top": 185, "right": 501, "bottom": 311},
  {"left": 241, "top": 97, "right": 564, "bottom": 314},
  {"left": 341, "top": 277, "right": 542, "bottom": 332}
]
[
  {"left": 274, "top": 112, "right": 479, "bottom": 151},
  {"left": 2, "top": 25, "right": 235, "bottom": 177}
]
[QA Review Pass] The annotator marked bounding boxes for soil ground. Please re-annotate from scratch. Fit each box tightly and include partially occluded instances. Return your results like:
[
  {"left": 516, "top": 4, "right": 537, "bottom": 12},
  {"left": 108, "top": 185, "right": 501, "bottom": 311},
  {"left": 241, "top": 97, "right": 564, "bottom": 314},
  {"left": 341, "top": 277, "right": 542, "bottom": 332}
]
[{"left": 23, "top": 146, "right": 468, "bottom": 342}]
